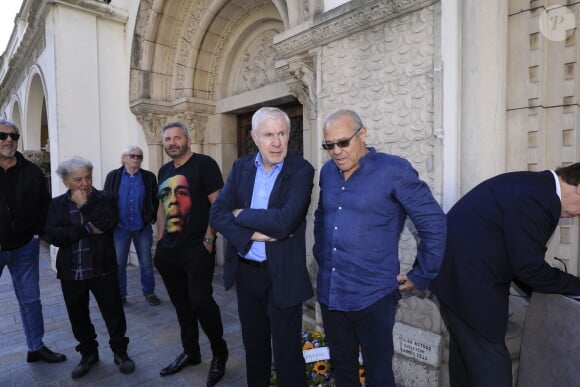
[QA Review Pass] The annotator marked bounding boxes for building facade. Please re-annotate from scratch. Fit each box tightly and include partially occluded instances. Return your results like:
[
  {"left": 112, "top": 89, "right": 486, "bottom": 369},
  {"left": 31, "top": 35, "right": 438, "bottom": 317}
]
[{"left": 1, "top": 0, "right": 578, "bottom": 385}]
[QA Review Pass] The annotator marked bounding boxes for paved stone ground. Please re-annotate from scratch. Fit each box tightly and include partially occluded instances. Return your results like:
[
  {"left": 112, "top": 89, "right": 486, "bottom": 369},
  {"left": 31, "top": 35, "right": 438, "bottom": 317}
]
[{"left": 0, "top": 242, "right": 247, "bottom": 386}]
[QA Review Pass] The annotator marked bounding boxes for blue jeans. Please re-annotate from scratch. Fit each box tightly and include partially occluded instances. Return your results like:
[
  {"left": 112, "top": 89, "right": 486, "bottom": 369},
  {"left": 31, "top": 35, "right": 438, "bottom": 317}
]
[
  {"left": 0, "top": 238, "right": 45, "bottom": 351},
  {"left": 114, "top": 225, "right": 155, "bottom": 297},
  {"left": 321, "top": 291, "right": 400, "bottom": 387}
]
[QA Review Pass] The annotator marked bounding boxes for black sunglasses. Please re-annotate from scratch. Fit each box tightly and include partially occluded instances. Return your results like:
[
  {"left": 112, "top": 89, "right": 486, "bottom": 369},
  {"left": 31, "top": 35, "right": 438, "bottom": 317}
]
[
  {"left": 127, "top": 154, "right": 143, "bottom": 160},
  {"left": 0, "top": 132, "right": 20, "bottom": 141},
  {"left": 321, "top": 128, "right": 361, "bottom": 150}
]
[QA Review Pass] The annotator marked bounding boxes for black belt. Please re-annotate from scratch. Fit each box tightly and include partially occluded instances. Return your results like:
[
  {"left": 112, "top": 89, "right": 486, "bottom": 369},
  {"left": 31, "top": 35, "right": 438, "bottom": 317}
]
[{"left": 238, "top": 256, "right": 269, "bottom": 268}]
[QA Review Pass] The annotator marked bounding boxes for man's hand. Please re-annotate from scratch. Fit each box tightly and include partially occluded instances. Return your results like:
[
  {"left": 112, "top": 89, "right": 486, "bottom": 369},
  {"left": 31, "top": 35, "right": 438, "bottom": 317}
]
[
  {"left": 251, "top": 231, "right": 277, "bottom": 242},
  {"left": 202, "top": 240, "right": 214, "bottom": 253},
  {"left": 88, "top": 222, "right": 104, "bottom": 234},
  {"left": 232, "top": 208, "right": 243, "bottom": 217},
  {"left": 70, "top": 189, "right": 88, "bottom": 207},
  {"left": 397, "top": 274, "right": 416, "bottom": 291}
]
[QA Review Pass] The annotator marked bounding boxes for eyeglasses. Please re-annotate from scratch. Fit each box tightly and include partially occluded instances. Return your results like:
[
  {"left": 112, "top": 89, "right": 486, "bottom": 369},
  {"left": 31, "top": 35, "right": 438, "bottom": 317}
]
[
  {"left": 0, "top": 132, "right": 20, "bottom": 141},
  {"left": 321, "top": 127, "right": 361, "bottom": 150},
  {"left": 127, "top": 154, "right": 143, "bottom": 160}
]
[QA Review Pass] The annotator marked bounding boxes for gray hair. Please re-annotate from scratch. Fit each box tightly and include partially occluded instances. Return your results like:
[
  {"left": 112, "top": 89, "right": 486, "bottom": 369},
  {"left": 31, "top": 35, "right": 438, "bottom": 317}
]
[
  {"left": 0, "top": 118, "right": 20, "bottom": 135},
  {"left": 251, "top": 107, "right": 290, "bottom": 133},
  {"left": 162, "top": 121, "right": 189, "bottom": 139},
  {"left": 56, "top": 156, "right": 93, "bottom": 181},
  {"left": 121, "top": 145, "right": 143, "bottom": 160},
  {"left": 324, "top": 109, "right": 364, "bottom": 131}
]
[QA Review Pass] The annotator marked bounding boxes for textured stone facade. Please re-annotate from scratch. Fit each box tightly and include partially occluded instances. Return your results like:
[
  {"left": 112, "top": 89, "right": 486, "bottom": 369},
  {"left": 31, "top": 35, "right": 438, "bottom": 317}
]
[{"left": 3, "top": 0, "right": 580, "bottom": 385}]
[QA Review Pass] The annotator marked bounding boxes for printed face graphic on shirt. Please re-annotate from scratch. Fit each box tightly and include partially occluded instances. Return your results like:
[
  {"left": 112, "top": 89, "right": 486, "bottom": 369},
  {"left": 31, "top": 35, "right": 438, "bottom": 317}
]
[{"left": 159, "top": 174, "right": 191, "bottom": 233}]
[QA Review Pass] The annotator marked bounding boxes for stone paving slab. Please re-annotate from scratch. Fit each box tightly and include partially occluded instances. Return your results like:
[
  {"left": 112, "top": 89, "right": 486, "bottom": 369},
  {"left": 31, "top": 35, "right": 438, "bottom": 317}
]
[{"left": 0, "top": 243, "right": 247, "bottom": 386}]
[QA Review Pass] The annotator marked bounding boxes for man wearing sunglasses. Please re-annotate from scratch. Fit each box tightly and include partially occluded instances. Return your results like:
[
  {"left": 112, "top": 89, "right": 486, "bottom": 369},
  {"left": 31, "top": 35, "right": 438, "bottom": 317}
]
[
  {"left": 104, "top": 146, "right": 160, "bottom": 306},
  {"left": 313, "top": 110, "right": 446, "bottom": 386},
  {"left": 0, "top": 118, "right": 67, "bottom": 364}
]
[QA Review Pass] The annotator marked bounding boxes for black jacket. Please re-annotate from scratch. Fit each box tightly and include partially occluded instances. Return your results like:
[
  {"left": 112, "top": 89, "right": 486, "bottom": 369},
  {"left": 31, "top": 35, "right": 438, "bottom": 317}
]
[
  {"left": 0, "top": 151, "right": 50, "bottom": 250},
  {"left": 103, "top": 166, "right": 159, "bottom": 225},
  {"left": 43, "top": 189, "right": 119, "bottom": 279}
]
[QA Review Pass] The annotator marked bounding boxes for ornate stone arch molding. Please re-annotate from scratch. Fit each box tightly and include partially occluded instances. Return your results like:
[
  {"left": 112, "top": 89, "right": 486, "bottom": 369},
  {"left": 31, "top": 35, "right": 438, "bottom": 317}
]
[
  {"left": 175, "top": 0, "right": 283, "bottom": 101},
  {"left": 131, "top": 0, "right": 211, "bottom": 144}
]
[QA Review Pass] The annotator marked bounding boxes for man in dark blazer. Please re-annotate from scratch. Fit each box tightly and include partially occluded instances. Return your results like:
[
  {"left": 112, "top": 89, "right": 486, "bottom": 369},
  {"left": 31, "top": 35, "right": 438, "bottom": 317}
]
[
  {"left": 210, "top": 107, "right": 314, "bottom": 387},
  {"left": 431, "top": 163, "right": 580, "bottom": 387}
]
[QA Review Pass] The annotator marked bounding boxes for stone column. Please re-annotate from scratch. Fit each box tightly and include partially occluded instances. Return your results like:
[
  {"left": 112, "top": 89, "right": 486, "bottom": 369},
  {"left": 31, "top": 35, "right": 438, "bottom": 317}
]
[{"left": 460, "top": 0, "right": 508, "bottom": 194}]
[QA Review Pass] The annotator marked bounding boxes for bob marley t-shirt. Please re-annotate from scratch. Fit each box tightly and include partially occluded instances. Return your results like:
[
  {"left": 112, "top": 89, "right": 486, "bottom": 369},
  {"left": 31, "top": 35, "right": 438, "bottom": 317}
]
[{"left": 157, "top": 153, "right": 223, "bottom": 249}]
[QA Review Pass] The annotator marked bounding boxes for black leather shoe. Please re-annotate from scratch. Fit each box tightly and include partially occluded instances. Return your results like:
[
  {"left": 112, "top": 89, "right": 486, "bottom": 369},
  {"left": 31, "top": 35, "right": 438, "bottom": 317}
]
[
  {"left": 206, "top": 351, "right": 228, "bottom": 387},
  {"left": 114, "top": 352, "right": 135, "bottom": 374},
  {"left": 160, "top": 353, "right": 201, "bottom": 376},
  {"left": 27, "top": 346, "right": 67, "bottom": 363},
  {"left": 71, "top": 352, "right": 99, "bottom": 379}
]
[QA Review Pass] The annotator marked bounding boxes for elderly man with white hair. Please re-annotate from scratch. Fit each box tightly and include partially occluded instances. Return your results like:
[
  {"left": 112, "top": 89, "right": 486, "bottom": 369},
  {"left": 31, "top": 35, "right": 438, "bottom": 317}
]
[{"left": 104, "top": 146, "right": 160, "bottom": 306}]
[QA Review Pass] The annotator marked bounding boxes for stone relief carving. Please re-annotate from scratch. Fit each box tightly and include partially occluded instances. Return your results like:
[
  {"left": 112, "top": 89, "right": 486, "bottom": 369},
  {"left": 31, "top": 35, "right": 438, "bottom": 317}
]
[
  {"left": 233, "top": 30, "right": 279, "bottom": 95},
  {"left": 135, "top": 113, "right": 168, "bottom": 145},
  {"left": 135, "top": 111, "right": 207, "bottom": 145},
  {"left": 274, "top": 0, "right": 437, "bottom": 58},
  {"left": 173, "top": 0, "right": 276, "bottom": 100},
  {"left": 132, "top": 98, "right": 215, "bottom": 145},
  {"left": 206, "top": 0, "right": 277, "bottom": 99}
]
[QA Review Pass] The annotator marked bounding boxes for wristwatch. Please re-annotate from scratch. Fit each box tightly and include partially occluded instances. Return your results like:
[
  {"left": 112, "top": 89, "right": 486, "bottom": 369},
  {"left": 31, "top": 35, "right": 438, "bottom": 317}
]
[{"left": 203, "top": 238, "right": 215, "bottom": 245}]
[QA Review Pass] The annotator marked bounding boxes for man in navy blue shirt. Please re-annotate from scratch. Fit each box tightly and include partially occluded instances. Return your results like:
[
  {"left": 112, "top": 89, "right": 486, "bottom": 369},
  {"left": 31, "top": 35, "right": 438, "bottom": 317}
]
[{"left": 313, "top": 109, "right": 446, "bottom": 386}]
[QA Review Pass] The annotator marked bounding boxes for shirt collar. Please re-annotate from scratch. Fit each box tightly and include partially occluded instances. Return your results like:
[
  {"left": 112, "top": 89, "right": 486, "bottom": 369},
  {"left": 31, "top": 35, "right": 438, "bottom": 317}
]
[
  {"left": 123, "top": 168, "right": 140, "bottom": 177},
  {"left": 254, "top": 152, "right": 284, "bottom": 172},
  {"left": 550, "top": 170, "right": 561, "bottom": 200}
]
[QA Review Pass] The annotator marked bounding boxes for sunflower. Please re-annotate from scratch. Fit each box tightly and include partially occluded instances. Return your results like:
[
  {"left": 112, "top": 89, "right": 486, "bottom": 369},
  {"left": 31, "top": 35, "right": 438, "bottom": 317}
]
[
  {"left": 359, "top": 365, "right": 366, "bottom": 383},
  {"left": 313, "top": 360, "right": 328, "bottom": 375}
]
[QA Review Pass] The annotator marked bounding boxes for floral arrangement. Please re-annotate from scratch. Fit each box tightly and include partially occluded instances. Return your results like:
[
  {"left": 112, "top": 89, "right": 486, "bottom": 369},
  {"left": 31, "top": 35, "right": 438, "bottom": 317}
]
[
  {"left": 269, "top": 330, "right": 366, "bottom": 386},
  {"left": 302, "top": 330, "right": 334, "bottom": 386}
]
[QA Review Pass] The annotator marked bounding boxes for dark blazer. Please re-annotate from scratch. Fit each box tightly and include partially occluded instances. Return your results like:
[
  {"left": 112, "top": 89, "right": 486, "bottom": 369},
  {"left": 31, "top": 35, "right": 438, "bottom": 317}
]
[
  {"left": 209, "top": 153, "right": 315, "bottom": 308},
  {"left": 103, "top": 166, "right": 159, "bottom": 225},
  {"left": 431, "top": 170, "right": 580, "bottom": 342},
  {"left": 44, "top": 189, "right": 119, "bottom": 279}
]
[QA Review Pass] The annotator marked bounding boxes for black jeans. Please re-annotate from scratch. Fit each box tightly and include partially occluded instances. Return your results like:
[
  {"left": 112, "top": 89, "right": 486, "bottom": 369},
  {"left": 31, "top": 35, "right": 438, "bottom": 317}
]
[
  {"left": 320, "top": 292, "right": 400, "bottom": 387},
  {"left": 61, "top": 272, "right": 129, "bottom": 356},
  {"left": 155, "top": 243, "right": 227, "bottom": 358}
]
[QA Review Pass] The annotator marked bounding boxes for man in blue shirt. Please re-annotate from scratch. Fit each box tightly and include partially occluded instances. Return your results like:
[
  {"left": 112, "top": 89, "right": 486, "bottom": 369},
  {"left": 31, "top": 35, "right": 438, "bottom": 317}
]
[
  {"left": 104, "top": 146, "right": 160, "bottom": 306},
  {"left": 313, "top": 109, "right": 446, "bottom": 386},
  {"left": 210, "top": 107, "right": 314, "bottom": 387}
]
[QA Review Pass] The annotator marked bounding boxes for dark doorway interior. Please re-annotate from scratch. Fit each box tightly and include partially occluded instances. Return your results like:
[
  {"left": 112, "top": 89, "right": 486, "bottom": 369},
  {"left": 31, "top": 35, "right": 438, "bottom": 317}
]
[{"left": 237, "top": 103, "right": 303, "bottom": 157}]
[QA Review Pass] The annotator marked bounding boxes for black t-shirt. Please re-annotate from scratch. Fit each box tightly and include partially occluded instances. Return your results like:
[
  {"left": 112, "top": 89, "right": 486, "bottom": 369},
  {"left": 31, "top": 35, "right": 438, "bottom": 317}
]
[{"left": 157, "top": 153, "right": 223, "bottom": 249}]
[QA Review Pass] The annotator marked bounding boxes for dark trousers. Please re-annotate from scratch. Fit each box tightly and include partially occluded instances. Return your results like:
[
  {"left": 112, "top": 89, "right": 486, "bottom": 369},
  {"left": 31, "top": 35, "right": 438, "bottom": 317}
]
[
  {"left": 235, "top": 261, "right": 306, "bottom": 387},
  {"left": 60, "top": 273, "right": 129, "bottom": 356},
  {"left": 320, "top": 292, "right": 400, "bottom": 387},
  {"left": 154, "top": 243, "right": 227, "bottom": 358},
  {"left": 439, "top": 303, "right": 512, "bottom": 387}
]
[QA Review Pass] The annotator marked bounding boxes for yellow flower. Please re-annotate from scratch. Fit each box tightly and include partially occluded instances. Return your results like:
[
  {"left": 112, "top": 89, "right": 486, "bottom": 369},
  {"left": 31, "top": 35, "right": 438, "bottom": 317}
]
[
  {"left": 314, "top": 361, "right": 328, "bottom": 375},
  {"left": 312, "top": 330, "right": 324, "bottom": 340},
  {"left": 359, "top": 366, "right": 366, "bottom": 383},
  {"left": 303, "top": 342, "right": 314, "bottom": 350}
]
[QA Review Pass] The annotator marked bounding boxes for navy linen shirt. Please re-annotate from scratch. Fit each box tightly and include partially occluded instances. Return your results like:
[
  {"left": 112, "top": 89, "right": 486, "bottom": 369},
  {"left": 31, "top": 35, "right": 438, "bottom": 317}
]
[
  {"left": 313, "top": 148, "right": 446, "bottom": 311},
  {"left": 118, "top": 169, "right": 145, "bottom": 231}
]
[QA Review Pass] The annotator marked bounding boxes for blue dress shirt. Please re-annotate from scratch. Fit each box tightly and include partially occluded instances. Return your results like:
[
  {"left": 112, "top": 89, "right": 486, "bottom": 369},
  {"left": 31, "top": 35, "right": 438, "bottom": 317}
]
[
  {"left": 243, "top": 153, "right": 283, "bottom": 262},
  {"left": 118, "top": 169, "right": 145, "bottom": 231},
  {"left": 313, "top": 147, "right": 446, "bottom": 311}
]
